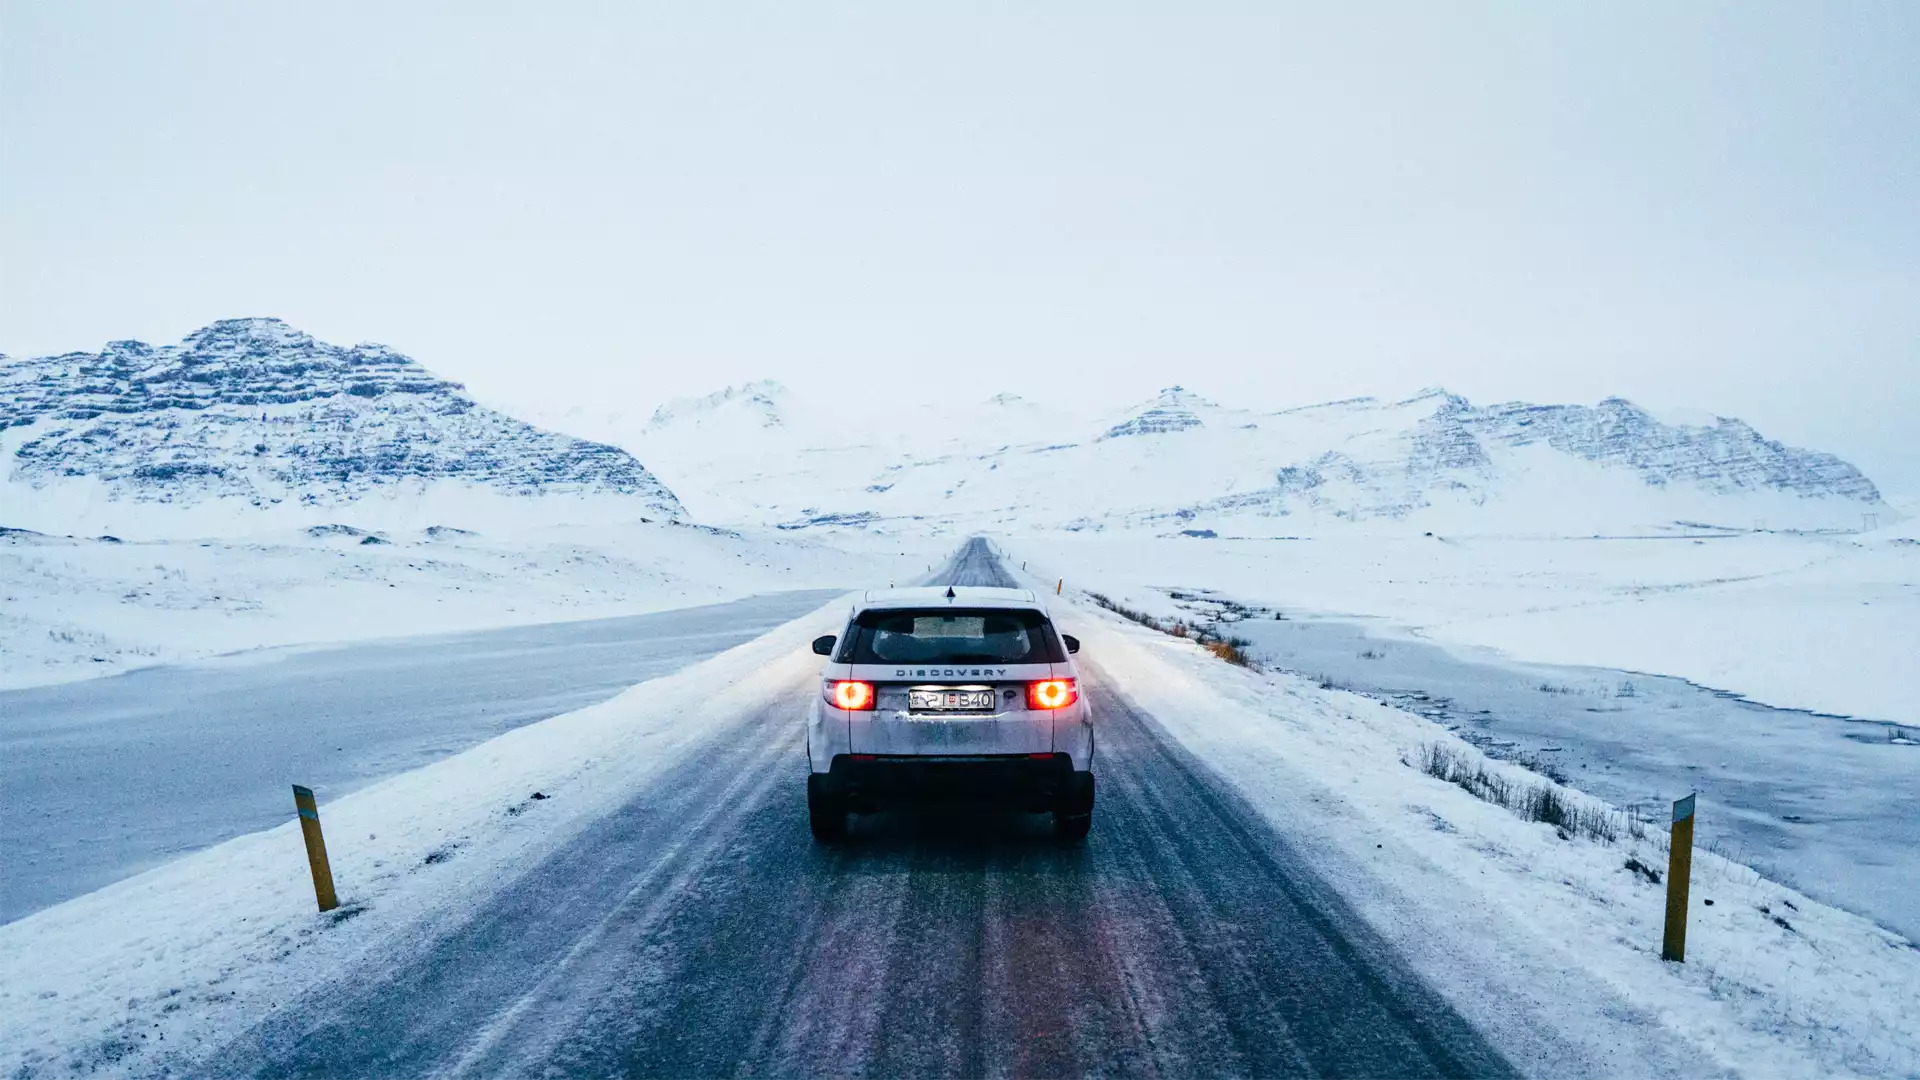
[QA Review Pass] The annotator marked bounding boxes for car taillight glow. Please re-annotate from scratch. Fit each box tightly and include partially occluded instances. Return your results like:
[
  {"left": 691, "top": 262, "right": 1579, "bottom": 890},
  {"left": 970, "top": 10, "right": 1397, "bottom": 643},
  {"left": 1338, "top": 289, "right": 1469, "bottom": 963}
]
[
  {"left": 827, "top": 680, "right": 875, "bottom": 711},
  {"left": 1027, "top": 678, "right": 1078, "bottom": 710}
]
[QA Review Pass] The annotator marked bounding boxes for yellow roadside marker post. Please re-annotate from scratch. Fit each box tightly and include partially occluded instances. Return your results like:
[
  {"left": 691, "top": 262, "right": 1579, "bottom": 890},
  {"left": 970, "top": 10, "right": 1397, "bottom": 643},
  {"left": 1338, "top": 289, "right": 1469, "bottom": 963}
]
[
  {"left": 292, "top": 784, "right": 339, "bottom": 912},
  {"left": 1662, "top": 793, "right": 1695, "bottom": 962},
  {"left": 1056, "top": 577, "right": 1063, "bottom": 595}
]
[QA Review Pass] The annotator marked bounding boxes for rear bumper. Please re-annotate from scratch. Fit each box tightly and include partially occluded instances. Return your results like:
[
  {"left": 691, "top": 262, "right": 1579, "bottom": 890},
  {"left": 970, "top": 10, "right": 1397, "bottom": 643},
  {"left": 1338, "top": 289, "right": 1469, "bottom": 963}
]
[
  {"left": 808, "top": 699, "right": 1095, "bottom": 773},
  {"left": 823, "top": 752, "right": 1078, "bottom": 805}
]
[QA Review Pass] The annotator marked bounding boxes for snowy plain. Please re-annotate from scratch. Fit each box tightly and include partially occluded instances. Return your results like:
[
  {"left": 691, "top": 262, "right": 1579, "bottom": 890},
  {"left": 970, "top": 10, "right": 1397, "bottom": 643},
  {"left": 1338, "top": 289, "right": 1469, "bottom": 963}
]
[
  {"left": 0, "top": 517, "right": 935, "bottom": 689},
  {"left": 1217, "top": 610, "right": 1920, "bottom": 942},
  {"left": 1018, "top": 528, "right": 1920, "bottom": 726},
  {"left": 1003, "top": 530, "right": 1920, "bottom": 937}
]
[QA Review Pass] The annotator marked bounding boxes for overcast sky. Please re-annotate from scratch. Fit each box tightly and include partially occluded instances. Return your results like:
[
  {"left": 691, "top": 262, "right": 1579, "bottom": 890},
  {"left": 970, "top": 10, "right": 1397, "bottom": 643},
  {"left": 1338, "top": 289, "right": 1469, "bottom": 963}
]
[{"left": 4, "top": 2, "right": 1916, "bottom": 489}]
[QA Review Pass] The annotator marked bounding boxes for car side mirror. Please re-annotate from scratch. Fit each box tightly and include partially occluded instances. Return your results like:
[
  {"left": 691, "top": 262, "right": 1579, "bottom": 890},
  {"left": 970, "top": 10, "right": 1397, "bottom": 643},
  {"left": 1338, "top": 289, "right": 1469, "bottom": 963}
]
[
  {"left": 1062, "top": 634, "right": 1081, "bottom": 654},
  {"left": 811, "top": 634, "right": 837, "bottom": 656}
]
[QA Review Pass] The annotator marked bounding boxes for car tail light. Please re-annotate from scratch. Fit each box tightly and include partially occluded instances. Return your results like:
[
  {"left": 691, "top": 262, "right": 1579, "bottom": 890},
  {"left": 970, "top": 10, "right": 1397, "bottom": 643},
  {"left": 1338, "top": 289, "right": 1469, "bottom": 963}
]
[
  {"left": 826, "top": 680, "right": 875, "bottom": 711},
  {"left": 1027, "top": 678, "right": 1078, "bottom": 710}
]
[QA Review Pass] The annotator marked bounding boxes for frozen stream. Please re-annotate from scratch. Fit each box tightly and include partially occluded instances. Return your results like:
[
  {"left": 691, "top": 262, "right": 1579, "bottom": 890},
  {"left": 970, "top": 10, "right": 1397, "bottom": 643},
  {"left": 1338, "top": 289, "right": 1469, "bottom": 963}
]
[
  {"left": 0, "top": 589, "right": 845, "bottom": 923},
  {"left": 1216, "top": 607, "right": 1920, "bottom": 941}
]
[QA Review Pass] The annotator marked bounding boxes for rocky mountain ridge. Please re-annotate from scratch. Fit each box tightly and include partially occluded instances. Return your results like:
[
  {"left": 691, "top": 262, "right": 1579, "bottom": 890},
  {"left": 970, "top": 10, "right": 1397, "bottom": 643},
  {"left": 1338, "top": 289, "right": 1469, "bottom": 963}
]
[
  {"left": 1436, "top": 392, "right": 1879, "bottom": 501},
  {"left": 644, "top": 379, "right": 789, "bottom": 432},
  {"left": 1100, "top": 386, "right": 1208, "bottom": 439},
  {"left": 1, "top": 319, "right": 685, "bottom": 532},
  {"left": 7, "top": 319, "right": 1885, "bottom": 539},
  {"left": 622, "top": 381, "right": 1889, "bottom": 535}
]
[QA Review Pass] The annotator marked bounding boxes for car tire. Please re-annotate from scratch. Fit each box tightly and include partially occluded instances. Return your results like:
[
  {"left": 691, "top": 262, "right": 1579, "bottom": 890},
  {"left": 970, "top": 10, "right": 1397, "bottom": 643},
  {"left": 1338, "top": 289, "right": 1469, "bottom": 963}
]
[
  {"left": 1053, "top": 772, "right": 1094, "bottom": 841},
  {"left": 808, "top": 774, "right": 847, "bottom": 841}
]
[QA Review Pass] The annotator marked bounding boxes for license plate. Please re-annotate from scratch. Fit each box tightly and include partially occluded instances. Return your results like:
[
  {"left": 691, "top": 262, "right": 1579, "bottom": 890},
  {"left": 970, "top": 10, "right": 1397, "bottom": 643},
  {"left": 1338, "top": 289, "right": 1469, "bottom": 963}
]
[{"left": 908, "top": 688, "right": 997, "bottom": 712}]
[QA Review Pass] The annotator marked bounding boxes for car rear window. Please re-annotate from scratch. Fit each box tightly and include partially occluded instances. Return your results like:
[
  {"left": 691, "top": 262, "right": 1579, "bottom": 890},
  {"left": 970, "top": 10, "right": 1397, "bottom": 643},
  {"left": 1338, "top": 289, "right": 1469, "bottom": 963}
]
[{"left": 843, "top": 608, "right": 1064, "bottom": 665}]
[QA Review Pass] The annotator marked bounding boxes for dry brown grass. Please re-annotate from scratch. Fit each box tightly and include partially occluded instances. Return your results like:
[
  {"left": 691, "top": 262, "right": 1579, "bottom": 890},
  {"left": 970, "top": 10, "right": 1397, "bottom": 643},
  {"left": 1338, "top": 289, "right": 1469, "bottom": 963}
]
[
  {"left": 1410, "top": 742, "right": 1654, "bottom": 844},
  {"left": 1086, "top": 593, "right": 1258, "bottom": 669},
  {"left": 1204, "top": 638, "right": 1254, "bottom": 667}
]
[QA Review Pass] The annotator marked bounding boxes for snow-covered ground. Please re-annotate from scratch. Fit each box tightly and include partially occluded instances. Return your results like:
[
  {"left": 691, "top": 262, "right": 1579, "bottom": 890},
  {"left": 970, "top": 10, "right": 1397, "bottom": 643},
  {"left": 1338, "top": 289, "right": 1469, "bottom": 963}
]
[
  {"left": 1015, "top": 529, "right": 1920, "bottom": 726},
  {"left": 1211, "top": 610, "right": 1920, "bottom": 943},
  {"left": 0, "top": 519, "right": 936, "bottom": 689},
  {"left": 4, "top": 554, "right": 1916, "bottom": 1079},
  {"left": 1003, "top": 530, "right": 1920, "bottom": 940}
]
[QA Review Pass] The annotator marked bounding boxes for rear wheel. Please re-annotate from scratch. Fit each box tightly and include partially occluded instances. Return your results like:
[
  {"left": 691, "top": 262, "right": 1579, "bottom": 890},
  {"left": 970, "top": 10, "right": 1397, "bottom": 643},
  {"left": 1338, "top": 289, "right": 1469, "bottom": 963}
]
[
  {"left": 1053, "top": 771, "right": 1094, "bottom": 841},
  {"left": 807, "top": 774, "right": 847, "bottom": 841}
]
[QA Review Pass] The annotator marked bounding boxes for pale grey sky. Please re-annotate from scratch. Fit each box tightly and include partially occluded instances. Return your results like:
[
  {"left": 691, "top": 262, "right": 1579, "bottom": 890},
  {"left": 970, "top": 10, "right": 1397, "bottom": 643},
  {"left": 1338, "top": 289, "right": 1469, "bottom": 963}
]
[{"left": 4, "top": 2, "right": 1916, "bottom": 488}]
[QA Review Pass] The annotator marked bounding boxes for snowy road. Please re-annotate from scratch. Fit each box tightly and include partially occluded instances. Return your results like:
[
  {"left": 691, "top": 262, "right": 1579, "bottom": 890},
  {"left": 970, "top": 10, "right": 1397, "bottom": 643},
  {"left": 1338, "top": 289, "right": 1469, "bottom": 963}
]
[
  {"left": 198, "top": 540, "right": 1512, "bottom": 1078},
  {"left": 0, "top": 590, "right": 845, "bottom": 923}
]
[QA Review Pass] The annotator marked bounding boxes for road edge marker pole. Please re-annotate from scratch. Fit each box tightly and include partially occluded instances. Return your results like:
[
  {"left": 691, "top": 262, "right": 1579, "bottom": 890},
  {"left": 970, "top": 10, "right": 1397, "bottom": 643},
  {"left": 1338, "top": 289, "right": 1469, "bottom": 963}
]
[
  {"left": 292, "top": 784, "right": 339, "bottom": 912},
  {"left": 1056, "top": 577, "right": 1063, "bottom": 595},
  {"left": 1661, "top": 792, "right": 1695, "bottom": 962}
]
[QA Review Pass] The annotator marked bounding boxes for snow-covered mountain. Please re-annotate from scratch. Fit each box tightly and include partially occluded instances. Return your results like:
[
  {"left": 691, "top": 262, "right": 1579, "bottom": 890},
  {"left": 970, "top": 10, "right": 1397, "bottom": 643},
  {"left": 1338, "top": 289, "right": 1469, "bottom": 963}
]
[
  {"left": 1, "top": 319, "right": 685, "bottom": 537},
  {"left": 645, "top": 380, "right": 791, "bottom": 434},
  {"left": 22, "top": 317, "right": 1879, "bottom": 541},
  {"left": 1101, "top": 386, "right": 1208, "bottom": 439},
  {"left": 611, "top": 382, "right": 1890, "bottom": 536}
]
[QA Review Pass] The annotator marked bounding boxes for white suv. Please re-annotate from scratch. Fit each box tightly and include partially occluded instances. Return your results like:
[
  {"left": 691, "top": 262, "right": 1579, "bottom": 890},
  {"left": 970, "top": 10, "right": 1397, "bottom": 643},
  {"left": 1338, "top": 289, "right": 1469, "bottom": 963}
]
[{"left": 806, "top": 586, "right": 1095, "bottom": 840}]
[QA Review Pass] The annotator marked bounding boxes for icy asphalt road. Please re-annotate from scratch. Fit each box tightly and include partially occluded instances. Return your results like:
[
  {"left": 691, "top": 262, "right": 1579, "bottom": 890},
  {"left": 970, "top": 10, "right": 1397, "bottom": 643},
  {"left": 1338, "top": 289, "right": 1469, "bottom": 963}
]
[
  {"left": 0, "top": 590, "right": 845, "bottom": 923},
  {"left": 202, "top": 539, "right": 1514, "bottom": 1078}
]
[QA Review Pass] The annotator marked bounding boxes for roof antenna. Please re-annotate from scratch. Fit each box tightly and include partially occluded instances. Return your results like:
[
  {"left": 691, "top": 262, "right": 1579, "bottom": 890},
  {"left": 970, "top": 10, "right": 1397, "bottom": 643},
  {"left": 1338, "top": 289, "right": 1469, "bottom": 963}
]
[{"left": 945, "top": 586, "right": 956, "bottom": 599}]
